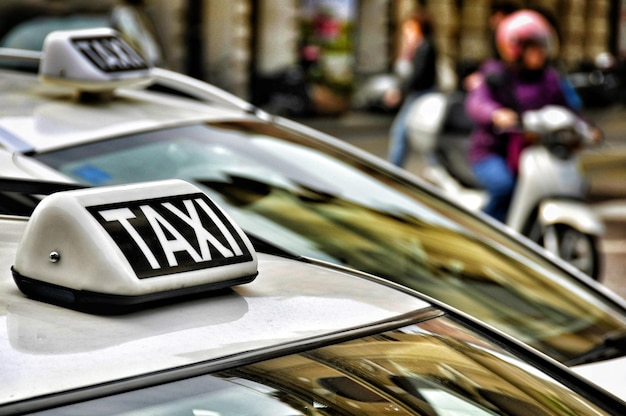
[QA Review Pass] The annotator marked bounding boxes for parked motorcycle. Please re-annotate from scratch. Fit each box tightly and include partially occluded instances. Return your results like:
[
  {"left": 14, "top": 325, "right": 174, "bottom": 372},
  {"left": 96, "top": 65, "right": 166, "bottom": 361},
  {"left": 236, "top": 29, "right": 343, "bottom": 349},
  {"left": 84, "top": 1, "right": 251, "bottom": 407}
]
[
  {"left": 569, "top": 52, "right": 623, "bottom": 108},
  {"left": 405, "top": 91, "right": 604, "bottom": 279}
]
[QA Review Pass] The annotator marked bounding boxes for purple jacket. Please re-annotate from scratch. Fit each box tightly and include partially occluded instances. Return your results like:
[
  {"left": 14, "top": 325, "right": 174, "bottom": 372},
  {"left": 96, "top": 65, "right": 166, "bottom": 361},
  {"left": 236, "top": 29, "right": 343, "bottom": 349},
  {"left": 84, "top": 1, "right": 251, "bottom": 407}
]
[{"left": 465, "top": 60, "right": 570, "bottom": 168}]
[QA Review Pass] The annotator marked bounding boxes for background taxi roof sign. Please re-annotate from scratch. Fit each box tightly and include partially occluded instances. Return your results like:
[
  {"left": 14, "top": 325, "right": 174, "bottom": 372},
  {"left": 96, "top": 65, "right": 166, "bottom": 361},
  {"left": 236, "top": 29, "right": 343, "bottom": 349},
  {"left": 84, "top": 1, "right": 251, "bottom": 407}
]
[
  {"left": 39, "top": 28, "right": 153, "bottom": 92},
  {"left": 12, "top": 180, "right": 258, "bottom": 313}
]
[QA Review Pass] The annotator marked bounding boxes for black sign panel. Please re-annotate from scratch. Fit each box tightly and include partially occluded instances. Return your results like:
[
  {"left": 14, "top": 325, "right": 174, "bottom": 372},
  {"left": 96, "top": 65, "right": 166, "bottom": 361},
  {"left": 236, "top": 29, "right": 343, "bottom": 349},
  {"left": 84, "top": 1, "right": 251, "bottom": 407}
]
[
  {"left": 72, "top": 35, "right": 149, "bottom": 73},
  {"left": 87, "top": 193, "right": 253, "bottom": 278}
]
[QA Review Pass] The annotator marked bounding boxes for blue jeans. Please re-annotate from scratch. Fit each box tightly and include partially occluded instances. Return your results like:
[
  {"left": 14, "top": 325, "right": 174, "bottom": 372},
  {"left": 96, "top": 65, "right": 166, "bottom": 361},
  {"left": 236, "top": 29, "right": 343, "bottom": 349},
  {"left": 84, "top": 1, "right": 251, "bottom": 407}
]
[
  {"left": 472, "top": 156, "right": 516, "bottom": 223},
  {"left": 388, "top": 92, "right": 423, "bottom": 167}
]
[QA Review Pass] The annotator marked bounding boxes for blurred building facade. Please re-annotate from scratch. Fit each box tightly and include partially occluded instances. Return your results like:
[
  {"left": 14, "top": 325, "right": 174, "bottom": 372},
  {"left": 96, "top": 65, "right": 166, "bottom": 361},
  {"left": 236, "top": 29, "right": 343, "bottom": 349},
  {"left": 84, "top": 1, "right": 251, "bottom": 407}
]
[
  {"left": 0, "top": 0, "right": 620, "bottom": 110},
  {"left": 146, "top": 0, "right": 619, "bottom": 109}
]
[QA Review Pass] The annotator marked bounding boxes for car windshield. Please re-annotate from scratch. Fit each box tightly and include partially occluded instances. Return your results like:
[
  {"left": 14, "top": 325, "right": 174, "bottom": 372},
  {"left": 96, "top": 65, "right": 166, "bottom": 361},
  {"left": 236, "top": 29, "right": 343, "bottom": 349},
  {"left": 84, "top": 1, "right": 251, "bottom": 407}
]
[
  {"left": 31, "top": 315, "right": 611, "bottom": 415},
  {"left": 34, "top": 121, "right": 626, "bottom": 363}
]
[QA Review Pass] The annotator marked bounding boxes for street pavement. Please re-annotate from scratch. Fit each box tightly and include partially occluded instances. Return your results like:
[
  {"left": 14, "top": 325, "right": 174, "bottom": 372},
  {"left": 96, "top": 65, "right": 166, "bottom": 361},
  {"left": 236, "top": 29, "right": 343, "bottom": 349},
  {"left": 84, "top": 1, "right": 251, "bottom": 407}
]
[{"left": 295, "top": 104, "right": 626, "bottom": 297}]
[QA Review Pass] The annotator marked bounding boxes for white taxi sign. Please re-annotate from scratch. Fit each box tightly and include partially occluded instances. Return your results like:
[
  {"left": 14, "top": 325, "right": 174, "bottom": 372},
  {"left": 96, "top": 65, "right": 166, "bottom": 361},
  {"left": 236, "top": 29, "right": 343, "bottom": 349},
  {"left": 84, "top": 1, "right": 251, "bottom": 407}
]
[
  {"left": 12, "top": 180, "right": 258, "bottom": 312},
  {"left": 39, "top": 28, "right": 152, "bottom": 92}
]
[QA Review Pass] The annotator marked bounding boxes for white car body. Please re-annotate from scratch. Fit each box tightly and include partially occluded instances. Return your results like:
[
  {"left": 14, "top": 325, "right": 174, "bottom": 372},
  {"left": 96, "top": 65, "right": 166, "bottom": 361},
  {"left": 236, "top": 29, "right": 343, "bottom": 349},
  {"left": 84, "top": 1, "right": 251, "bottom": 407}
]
[
  {"left": 1, "top": 29, "right": 626, "bottom": 405},
  {"left": 1, "top": 180, "right": 624, "bottom": 415},
  {"left": 2, "top": 218, "right": 428, "bottom": 404},
  {"left": 575, "top": 358, "right": 626, "bottom": 400}
]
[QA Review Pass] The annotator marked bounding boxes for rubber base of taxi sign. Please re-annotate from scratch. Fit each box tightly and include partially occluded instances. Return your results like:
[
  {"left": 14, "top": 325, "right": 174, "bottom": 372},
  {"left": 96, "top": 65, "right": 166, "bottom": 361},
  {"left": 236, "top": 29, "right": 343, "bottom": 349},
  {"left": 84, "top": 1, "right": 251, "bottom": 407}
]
[{"left": 11, "top": 269, "right": 255, "bottom": 315}]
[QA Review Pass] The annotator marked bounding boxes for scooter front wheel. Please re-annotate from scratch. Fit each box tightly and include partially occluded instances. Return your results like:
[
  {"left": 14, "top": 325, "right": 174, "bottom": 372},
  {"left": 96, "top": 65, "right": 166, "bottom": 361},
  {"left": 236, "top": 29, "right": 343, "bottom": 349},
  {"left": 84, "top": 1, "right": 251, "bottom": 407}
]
[{"left": 542, "top": 224, "right": 601, "bottom": 280}]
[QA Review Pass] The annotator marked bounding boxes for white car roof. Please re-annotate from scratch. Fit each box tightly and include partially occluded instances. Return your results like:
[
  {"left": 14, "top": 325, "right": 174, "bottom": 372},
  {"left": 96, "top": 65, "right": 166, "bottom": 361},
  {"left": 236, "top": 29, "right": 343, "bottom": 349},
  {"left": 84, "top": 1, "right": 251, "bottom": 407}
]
[
  {"left": 0, "top": 213, "right": 431, "bottom": 406},
  {"left": 0, "top": 69, "right": 249, "bottom": 153}
]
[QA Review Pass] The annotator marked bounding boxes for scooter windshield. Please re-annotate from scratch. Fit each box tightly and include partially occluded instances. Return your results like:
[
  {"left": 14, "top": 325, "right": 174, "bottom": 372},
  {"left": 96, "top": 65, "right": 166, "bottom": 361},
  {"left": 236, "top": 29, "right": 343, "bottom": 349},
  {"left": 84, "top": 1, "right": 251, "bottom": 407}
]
[{"left": 35, "top": 120, "right": 626, "bottom": 365}]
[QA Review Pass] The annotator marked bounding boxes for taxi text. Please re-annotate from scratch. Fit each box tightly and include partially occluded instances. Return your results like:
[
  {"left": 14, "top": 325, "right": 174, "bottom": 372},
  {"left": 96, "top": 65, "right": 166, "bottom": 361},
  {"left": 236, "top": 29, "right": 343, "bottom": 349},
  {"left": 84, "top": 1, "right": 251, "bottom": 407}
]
[{"left": 89, "top": 194, "right": 252, "bottom": 278}]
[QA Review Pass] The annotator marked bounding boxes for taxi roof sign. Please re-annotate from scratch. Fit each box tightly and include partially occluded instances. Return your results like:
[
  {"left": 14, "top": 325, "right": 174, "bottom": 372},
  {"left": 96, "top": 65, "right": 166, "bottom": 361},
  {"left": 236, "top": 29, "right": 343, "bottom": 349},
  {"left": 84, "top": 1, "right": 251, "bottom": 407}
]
[
  {"left": 39, "top": 28, "right": 152, "bottom": 92},
  {"left": 12, "top": 180, "right": 258, "bottom": 313}
]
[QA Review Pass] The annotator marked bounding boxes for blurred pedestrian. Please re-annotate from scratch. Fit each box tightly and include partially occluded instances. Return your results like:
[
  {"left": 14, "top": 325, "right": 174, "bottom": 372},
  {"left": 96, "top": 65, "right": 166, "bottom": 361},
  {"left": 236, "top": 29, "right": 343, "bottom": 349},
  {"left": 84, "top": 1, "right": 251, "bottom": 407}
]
[
  {"left": 386, "top": 11, "right": 437, "bottom": 167},
  {"left": 465, "top": 10, "right": 573, "bottom": 222}
]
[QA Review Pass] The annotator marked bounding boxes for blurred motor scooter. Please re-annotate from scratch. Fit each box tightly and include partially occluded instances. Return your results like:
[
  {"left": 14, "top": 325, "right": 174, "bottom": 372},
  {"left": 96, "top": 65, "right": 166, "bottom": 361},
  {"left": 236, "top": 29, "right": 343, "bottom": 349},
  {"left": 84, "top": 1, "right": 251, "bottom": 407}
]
[{"left": 405, "top": 91, "right": 604, "bottom": 279}]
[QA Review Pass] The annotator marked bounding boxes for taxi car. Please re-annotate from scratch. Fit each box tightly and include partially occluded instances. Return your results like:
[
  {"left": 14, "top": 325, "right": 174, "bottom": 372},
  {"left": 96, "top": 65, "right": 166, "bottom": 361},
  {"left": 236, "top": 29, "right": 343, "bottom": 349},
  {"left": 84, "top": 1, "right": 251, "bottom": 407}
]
[
  {"left": 2, "top": 28, "right": 626, "bottom": 399},
  {"left": 2, "top": 179, "right": 626, "bottom": 415}
]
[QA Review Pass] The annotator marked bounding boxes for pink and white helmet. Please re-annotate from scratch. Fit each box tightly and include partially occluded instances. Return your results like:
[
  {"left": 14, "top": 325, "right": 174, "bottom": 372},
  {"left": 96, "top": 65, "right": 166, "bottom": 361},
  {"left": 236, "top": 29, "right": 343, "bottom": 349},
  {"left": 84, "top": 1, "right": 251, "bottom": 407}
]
[{"left": 496, "top": 10, "right": 553, "bottom": 62}]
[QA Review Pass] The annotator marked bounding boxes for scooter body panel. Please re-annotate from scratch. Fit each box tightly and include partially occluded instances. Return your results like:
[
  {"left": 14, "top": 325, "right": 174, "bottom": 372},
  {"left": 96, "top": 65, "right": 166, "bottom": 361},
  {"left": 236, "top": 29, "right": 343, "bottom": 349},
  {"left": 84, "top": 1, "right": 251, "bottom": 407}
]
[
  {"left": 406, "top": 92, "right": 448, "bottom": 154},
  {"left": 538, "top": 199, "right": 605, "bottom": 235},
  {"left": 507, "top": 146, "right": 587, "bottom": 232}
]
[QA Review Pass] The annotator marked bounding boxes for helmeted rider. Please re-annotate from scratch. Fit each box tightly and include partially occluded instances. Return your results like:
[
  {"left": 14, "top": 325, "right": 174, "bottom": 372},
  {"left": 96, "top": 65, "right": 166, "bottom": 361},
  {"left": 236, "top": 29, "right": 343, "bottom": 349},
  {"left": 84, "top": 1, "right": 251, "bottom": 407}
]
[{"left": 465, "top": 9, "right": 572, "bottom": 222}]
